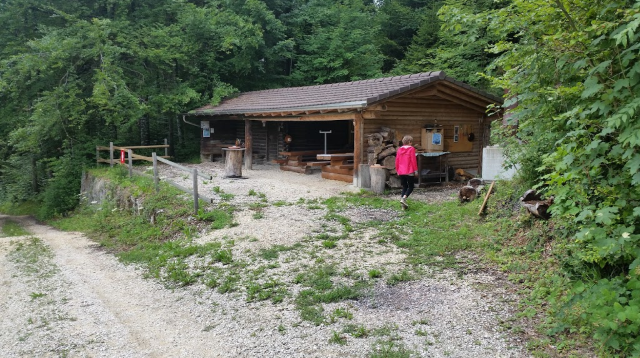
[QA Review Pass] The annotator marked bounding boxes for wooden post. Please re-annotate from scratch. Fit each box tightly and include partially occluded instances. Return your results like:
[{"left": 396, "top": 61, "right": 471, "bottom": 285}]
[
  {"left": 96, "top": 147, "right": 99, "bottom": 167},
  {"left": 193, "top": 168, "right": 199, "bottom": 215},
  {"left": 164, "top": 138, "right": 168, "bottom": 157},
  {"left": 353, "top": 113, "right": 363, "bottom": 185},
  {"left": 152, "top": 152, "right": 159, "bottom": 192},
  {"left": 224, "top": 148, "right": 244, "bottom": 178},
  {"left": 109, "top": 142, "right": 114, "bottom": 167},
  {"left": 370, "top": 165, "right": 387, "bottom": 194},
  {"left": 128, "top": 149, "right": 133, "bottom": 178},
  {"left": 244, "top": 118, "right": 253, "bottom": 170}
]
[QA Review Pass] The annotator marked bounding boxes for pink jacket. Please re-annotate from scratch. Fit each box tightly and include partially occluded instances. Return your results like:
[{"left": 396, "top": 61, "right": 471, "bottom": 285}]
[{"left": 395, "top": 145, "right": 418, "bottom": 175}]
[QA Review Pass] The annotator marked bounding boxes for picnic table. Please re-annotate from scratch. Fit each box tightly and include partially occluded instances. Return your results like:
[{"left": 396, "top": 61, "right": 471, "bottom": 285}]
[{"left": 316, "top": 153, "right": 354, "bottom": 183}]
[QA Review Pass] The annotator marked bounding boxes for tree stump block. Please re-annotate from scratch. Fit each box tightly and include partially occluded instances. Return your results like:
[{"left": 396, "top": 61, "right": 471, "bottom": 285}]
[
  {"left": 359, "top": 164, "right": 371, "bottom": 188},
  {"left": 370, "top": 165, "right": 387, "bottom": 194},
  {"left": 223, "top": 148, "right": 245, "bottom": 178}
]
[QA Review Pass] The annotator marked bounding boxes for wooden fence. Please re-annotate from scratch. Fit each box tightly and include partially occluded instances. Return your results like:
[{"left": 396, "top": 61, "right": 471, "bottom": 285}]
[{"left": 96, "top": 140, "right": 213, "bottom": 214}]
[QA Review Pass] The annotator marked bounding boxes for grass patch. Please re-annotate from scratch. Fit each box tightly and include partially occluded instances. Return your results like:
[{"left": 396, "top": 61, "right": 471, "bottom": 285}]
[
  {"left": 0, "top": 201, "right": 39, "bottom": 216},
  {"left": 1, "top": 219, "right": 30, "bottom": 237},
  {"left": 294, "top": 265, "right": 366, "bottom": 325}
]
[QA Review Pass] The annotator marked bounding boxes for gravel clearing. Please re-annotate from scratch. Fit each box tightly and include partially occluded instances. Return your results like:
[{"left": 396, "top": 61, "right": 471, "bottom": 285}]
[{"left": 1, "top": 162, "right": 532, "bottom": 357}]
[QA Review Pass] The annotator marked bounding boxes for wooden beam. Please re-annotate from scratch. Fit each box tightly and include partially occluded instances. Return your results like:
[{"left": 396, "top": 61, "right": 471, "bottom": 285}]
[
  {"left": 244, "top": 113, "right": 357, "bottom": 122},
  {"left": 245, "top": 118, "right": 253, "bottom": 170},
  {"left": 353, "top": 113, "right": 363, "bottom": 185}
]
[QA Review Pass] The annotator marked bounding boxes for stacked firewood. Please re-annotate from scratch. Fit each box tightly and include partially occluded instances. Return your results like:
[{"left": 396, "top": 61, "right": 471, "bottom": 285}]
[{"left": 366, "top": 127, "right": 404, "bottom": 188}]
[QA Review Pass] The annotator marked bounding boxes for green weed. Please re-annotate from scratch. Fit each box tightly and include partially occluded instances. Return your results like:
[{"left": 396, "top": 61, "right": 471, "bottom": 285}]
[{"left": 1, "top": 220, "right": 30, "bottom": 237}]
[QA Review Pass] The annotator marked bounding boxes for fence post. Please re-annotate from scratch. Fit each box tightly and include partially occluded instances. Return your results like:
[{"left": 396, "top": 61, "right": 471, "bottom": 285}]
[
  {"left": 193, "top": 168, "right": 199, "bottom": 215},
  {"left": 128, "top": 149, "right": 133, "bottom": 178},
  {"left": 164, "top": 138, "right": 168, "bottom": 157},
  {"left": 109, "top": 142, "right": 114, "bottom": 167},
  {"left": 152, "top": 152, "right": 159, "bottom": 192}
]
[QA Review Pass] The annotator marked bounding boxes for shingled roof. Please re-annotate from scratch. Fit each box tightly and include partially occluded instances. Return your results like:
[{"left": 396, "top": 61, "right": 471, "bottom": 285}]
[{"left": 189, "top": 71, "right": 502, "bottom": 116}]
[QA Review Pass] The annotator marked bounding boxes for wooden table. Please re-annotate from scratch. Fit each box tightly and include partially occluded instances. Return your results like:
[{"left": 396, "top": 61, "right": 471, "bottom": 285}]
[{"left": 316, "top": 153, "right": 354, "bottom": 183}]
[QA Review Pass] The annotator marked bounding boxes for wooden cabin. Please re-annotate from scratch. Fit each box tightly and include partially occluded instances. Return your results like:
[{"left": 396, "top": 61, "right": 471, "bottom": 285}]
[{"left": 188, "top": 71, "right": 502, "bottom": 186}]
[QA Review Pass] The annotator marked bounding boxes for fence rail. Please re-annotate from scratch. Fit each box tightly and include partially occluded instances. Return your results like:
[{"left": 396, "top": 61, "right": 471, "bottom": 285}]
[{"left": 97, "top": 141, "right": 213, "bottom": 214}]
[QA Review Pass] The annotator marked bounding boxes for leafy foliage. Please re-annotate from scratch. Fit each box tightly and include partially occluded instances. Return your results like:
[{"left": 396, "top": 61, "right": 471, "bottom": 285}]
[{"left": 441, "top": 0, "right": 640, "bottom": 354}]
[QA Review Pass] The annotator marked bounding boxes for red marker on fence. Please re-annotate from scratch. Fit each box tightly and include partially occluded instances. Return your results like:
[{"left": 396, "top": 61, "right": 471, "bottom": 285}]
[{"left": 120, "top": 150, "right": 125, "bottom": 164}]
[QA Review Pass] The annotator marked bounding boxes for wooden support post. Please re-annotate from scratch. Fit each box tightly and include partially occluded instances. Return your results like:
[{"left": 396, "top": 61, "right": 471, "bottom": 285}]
[
  {"left": 109, "top": 142, "right": 114, "bottom": 167},
  {"left": 152, "top": 152, "right": 159, "bottom": 192},
  {"left": 96, "top": 147, "right": 99, "bottom": 167},
  {"left": 353, "top": 113, "right": 363, "bottom": 185},
  {"left": 128, "top": 149, "right": 133, "bottom": 178},
  {"left": 164, "top": 138, "right": 168, "bottom": 157},
  {"left": 244, "top": 118, "right": 253, "bottom": 170},
  {"left": 193, "top": 168, "right": 199, "bottom": 215}
]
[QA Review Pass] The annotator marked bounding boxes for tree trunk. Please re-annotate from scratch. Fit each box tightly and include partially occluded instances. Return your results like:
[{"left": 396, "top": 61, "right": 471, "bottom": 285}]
[{"left": 224, "top": 149, "right": 244, "bottom": 178}]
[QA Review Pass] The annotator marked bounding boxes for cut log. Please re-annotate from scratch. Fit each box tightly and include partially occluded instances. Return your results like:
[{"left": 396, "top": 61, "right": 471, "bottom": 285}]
[
  {"left": 378, "top": 146, "right": 397, "bottom": 160},
  {"left": 468, "top": 178, "right": 485, "bottom": 188},
  {"left": 380, "top": 127, "right": 396, "bottom": 143},
  {"left": 459, "top": 186, "right": 478, "bottom": 202},
  {"left": 224, "top": 149, "right": 244, "bottom": 178},
  {"left": 520, "top": 190, "right": 554, "bottom": 219},
  {"left": 370, "top": 165, "right": 387, "bottom": 194},
  {"left": 367, "top": 152, "right": 376, "bottom": 165},
  {"left": 382, "top": 156, "right": 396, "bottom": 170},
  {"left": 367, "top": 133, "right": 384, "bottom": 147},
  {"left": 358, "top": 164, "right": 371, "bottom": 188},
  {"left": 455, "top": 168, "right": 475, "bottom": 181},
  {"left": 386, "top": 175, "right": 402, "bottom": 188}
]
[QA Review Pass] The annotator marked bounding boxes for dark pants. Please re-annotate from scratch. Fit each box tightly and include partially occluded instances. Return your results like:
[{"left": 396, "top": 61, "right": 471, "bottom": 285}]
[{"left": 399, "top": 175, "right": 414, "bottom": 198}]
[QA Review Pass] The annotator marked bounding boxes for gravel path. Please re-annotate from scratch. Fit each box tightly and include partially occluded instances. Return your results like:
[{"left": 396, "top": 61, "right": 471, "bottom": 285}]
[{"left": 0, "top": 163, "right": 532, "bottom": 357}]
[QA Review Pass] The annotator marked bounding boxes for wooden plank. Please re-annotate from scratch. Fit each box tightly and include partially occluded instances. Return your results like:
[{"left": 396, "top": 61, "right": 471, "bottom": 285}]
[
  {"left": 322, "top": 166, "right": 354, "bottom": 176},
  {"left": 280, "top": 150, "right": 341, "bottom": 156},
  {"left": 306, "top": 161, "right": 331, "bottom": 167},
  {"left": 321, "top": 172, "right": 353, "bottom": 182},
  {"left": 316, "top": 153, "right": 354, "bottom": 160},
  {"left": 478, "top": 181, "right": 496, "bottom": 215},
  {"left": 272, "top": 159, "right": 288, "bottom": 164},
  {"left": 354, "top": 113, "right": 362, "bottom": 184},
  {"left": 335, "top": 164, "right": 354, "bottom": 169},
  {"left": 245, "top": 113, "right": 357, "bottom": 122}
]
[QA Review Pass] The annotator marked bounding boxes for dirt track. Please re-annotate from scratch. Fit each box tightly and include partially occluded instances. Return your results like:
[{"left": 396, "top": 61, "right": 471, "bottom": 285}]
[{"left": 1, "top": 215, "right": 227, "bottom": 357}]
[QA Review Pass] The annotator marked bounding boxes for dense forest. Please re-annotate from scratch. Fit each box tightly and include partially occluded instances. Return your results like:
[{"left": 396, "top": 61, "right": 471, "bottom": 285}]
[
  {"left": 1, "top": 0, "right": 640, "bottom": 355},
  {"left": 0, "top": 0, "right": 500, "bottom": 216}
]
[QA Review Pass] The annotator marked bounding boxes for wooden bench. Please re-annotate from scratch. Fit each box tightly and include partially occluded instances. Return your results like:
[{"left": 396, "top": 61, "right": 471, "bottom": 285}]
[
  {"left": 316, "top": 153, "right": 355, "bottom": 182},
  {"left": 276, "top": 150, "right": 342, "bottom": 174}
]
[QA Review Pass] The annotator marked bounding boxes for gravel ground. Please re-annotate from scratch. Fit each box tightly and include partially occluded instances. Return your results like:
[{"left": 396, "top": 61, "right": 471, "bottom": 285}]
[{"left": 0, "top": 162, "right": 532, "bottom": 357}]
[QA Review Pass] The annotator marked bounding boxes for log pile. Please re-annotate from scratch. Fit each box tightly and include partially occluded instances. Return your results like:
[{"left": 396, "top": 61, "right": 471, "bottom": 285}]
[
  {"left": 366, "top": 127, "right": 404, "bottom": 188},
  {"left": 520, "top": 189, "right": 554, "bottom": 219}
]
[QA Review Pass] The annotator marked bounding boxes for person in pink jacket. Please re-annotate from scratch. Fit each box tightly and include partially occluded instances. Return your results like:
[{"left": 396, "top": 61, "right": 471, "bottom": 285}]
[{"left": 395, "top": 135, "right": 418, "bottom": 210}]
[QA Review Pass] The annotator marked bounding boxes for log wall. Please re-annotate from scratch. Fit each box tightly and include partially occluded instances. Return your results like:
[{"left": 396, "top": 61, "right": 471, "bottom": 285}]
[{"left": 363, "top": 99, "right": 487, "bottom": 173}]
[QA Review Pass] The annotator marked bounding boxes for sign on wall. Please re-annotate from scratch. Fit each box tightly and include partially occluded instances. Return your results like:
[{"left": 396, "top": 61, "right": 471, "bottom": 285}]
[{"left": 201, "top": 121, "right": 211, "bottom": 138}]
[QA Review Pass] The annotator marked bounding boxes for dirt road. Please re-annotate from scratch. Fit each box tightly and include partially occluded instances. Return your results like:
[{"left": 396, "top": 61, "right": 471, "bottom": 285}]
[{"left": 1, "top": 215, "right": 228, "bottom": 357}]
